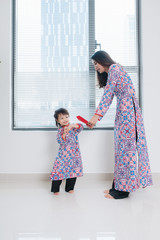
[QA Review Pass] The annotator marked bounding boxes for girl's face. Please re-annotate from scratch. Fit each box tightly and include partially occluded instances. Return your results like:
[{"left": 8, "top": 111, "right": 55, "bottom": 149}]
[
  {"left": 92, "top": 60, "right": 107, "bottom": 73},
  {"left": 57, "top": 114, "right": 69, "bottom": 126}
]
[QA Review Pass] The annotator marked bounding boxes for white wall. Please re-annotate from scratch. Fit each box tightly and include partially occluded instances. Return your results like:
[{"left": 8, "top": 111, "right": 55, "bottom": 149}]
[
  {"left": 0, "top": 0, "right": 160, "bottom": 175},
  {"left": 141, "top": 0, "right": 160, "bottom": 172}
]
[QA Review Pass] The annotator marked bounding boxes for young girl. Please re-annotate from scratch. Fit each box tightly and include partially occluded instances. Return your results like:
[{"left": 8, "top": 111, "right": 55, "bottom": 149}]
[{"left": 50, "top": 108, "right": 84, "bottom": 195}]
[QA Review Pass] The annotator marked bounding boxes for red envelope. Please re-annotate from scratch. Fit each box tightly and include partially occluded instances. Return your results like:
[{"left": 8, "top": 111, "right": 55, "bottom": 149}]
[{"left": 76, "top": 115, "right": 88, "bottom": 125}]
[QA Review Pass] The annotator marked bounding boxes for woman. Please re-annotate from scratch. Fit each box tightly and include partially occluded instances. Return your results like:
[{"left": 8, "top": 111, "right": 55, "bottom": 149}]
[{"left": 88, "top": 50, "right": 152, "bottom": 199}]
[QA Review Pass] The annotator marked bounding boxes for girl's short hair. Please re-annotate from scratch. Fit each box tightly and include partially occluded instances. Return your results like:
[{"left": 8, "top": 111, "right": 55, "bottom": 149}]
[{"left": 54, "top": 108, "right": 69, "bottom": 127}]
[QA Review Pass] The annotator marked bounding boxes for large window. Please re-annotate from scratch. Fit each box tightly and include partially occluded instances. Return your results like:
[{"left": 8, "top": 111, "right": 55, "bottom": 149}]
[{"left": 13, "top": 0, "right": 140, "bottom": 130}]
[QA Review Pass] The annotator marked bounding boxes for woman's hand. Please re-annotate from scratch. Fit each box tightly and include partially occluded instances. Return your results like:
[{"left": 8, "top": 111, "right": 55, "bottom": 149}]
[{"left": 87, "top": 114, "right": 99, "bottom": 128}]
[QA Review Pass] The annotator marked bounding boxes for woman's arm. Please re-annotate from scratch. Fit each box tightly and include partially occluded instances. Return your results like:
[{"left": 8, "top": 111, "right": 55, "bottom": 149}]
[
  {"left": 87, "top": 114, "right": 99, "bottom": 128},
  {"left": 88, "top": 66, "right": 118, "bottom": 128}
]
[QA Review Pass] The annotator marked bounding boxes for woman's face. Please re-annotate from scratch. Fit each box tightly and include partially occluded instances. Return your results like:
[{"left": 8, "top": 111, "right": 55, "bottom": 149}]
[
  {"left": 92, "top": 60, "right": 106, "bottom": 73},
  {"left": 57, "top": 114, "right": 69, "bottom": 126}
]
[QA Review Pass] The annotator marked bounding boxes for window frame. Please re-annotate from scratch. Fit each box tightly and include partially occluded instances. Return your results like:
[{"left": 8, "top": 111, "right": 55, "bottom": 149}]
[{"left": 12, "top": 0, "right": 141, "bottom": 131}]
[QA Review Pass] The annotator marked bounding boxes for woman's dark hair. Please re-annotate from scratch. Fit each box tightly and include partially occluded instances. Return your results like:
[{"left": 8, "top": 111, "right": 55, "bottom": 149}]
[
  {"left": 91, "top": 50, "right": 116, "bottom": 88},
  {"left": 54, "top": 108, "right": 69, "bottom": 127}
]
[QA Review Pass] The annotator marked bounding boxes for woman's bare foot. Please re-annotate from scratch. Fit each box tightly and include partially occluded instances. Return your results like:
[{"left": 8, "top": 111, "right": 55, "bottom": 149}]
[
  {"left": 54, "top": 192, "right": 60, "bottom": 195},
  {"left": 104, "top": 193, "right": 114, "bottom": 199},
  {"left": 104, "top": 189, "right": 109, "bottom": 194},
  {"left": 68, "top": 190, "right": 74, "bottom": 194}
]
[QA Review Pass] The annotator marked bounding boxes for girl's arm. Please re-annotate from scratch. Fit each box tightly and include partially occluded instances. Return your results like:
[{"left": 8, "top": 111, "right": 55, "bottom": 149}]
[
  {"left": 73, "top": 123, "right": 84, "bottom": 134},
  {"left": 66, "top": 123, "right": 84, "bottom": 134}
]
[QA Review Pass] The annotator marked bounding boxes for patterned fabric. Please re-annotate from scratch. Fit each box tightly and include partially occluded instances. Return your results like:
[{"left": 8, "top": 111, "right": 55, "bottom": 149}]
[
  {"left": 96, "top": 64, "right": 153, "bottom": 192},
  {"left": 50, "top": 124, "right": 83, "bottom": 180}
]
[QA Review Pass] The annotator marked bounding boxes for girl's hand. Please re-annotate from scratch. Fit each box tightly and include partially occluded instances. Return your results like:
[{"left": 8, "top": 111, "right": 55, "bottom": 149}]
[
  {"left": 63, "top": 127, "right": 68, "bottom": 134},
  {"left": 87, "top": 115, "right": 99, "bottom": 128},
  {"left": 63, "top": 127, "right": 68, "bottom": 139},
  {"left": 65, "top": 124, "right": 78, "bottom": 133}
]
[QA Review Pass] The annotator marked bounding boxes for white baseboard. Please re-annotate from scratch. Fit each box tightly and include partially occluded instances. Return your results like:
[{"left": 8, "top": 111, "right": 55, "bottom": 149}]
[
  {"left": 0, "top": 173, "right": 159, "bottom": 183},
  {"left": 0, "top": 173, "right": 113, "bottom": 182},
  {"left": 0, "top": 173, "right": 50, "bottom": 182}
]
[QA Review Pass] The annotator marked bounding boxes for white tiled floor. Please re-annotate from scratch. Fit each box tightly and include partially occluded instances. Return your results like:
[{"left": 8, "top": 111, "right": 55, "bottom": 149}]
[{"left": 0, "top": 177, "right": 159, "bottom": 240}]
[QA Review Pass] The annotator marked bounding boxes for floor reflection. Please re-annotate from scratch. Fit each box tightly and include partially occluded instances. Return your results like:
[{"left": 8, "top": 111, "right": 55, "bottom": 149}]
[
  {"left": 1, "top": 179, "right": 156, "bottom": 240},
  {"left": 17, "top": 232, "right": 116, "bottom": 240},
  {"left": 96, "top": 232, "right": 116, "bottom": 240}
]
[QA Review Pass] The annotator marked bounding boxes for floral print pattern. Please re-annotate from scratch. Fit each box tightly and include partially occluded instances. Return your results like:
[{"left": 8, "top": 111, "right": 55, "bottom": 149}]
[
  {"left": 50, "top": 124, "right": 83, "bottom": 180},
  {"left": 96, "top": 64, "right": 153, "bottom": 192}
]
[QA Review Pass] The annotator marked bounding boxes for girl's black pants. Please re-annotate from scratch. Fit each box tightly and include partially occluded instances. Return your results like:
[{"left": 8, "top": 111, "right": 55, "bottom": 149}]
[{"left": 51, "top": 177, "right": 77, "bottom": 193}]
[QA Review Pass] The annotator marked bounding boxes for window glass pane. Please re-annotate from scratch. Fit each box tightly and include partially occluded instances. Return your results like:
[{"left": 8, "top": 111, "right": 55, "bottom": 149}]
[
  {"left": 13, "top": 0, "right": 139, "bottom": 129},
  {"left": 14, "top": 0, "right": 92, "bottom": 128},
  {"left": 95, "top": 0, "right": 138, "bottom": 128}
]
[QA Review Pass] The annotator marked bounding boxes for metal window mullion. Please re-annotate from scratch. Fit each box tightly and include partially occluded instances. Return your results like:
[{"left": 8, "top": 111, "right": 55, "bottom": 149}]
[
  {"left": 88, "top": 0, "right": 95, "bottom": 119},
  {"left": 136, "top": 0, "right": 142, "bottom": 108},
  {"left": 12, "top": 0, "right": 16, "bottom": 130}
]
